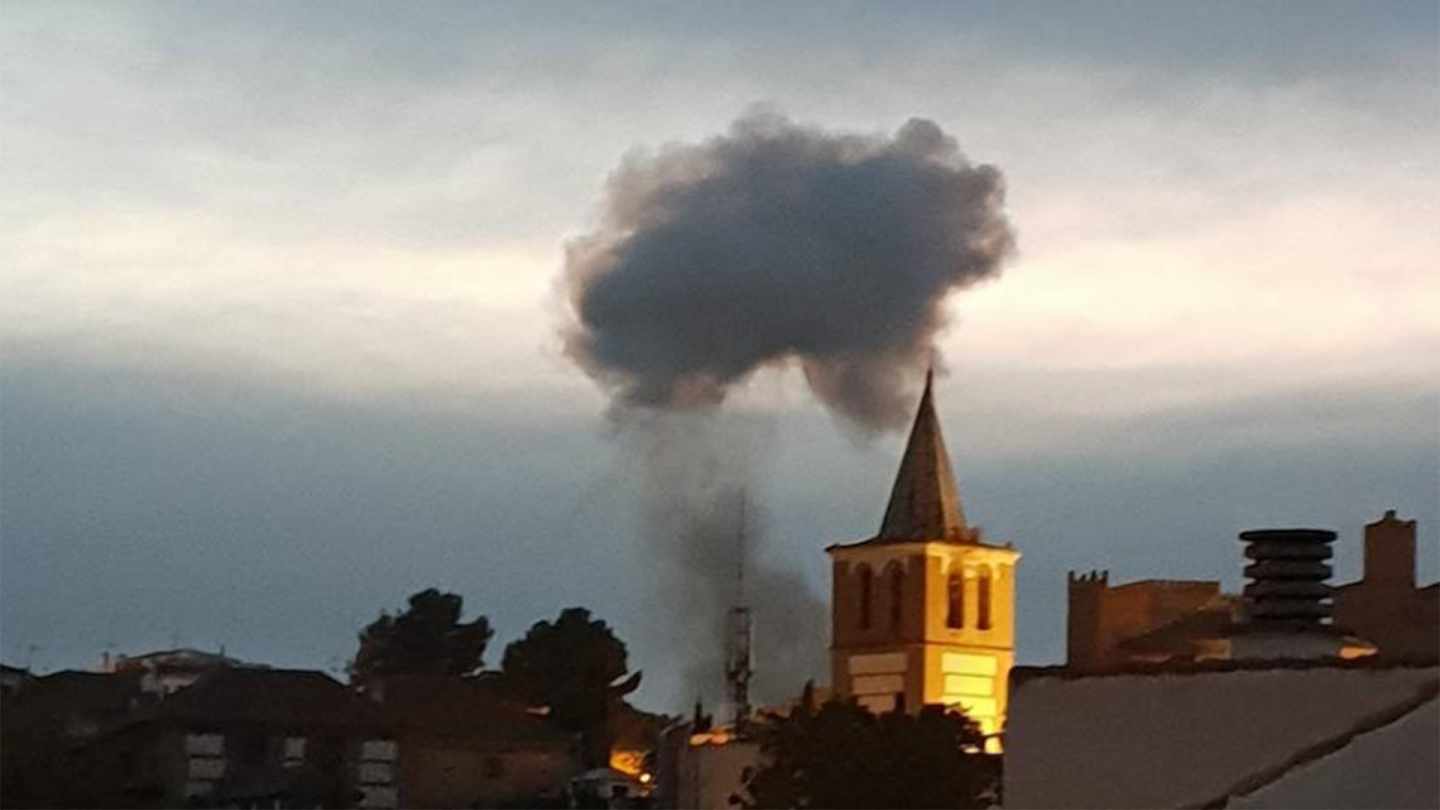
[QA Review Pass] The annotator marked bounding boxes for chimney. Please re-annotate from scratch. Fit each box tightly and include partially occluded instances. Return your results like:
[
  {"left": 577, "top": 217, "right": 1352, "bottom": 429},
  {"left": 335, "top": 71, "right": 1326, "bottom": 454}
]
[
  {"left": 1238, "top": 529, "right": 1335, "bottom": 625},
  {"left": 1363, "top": 509, "right": 1416, "bottom": 589}
]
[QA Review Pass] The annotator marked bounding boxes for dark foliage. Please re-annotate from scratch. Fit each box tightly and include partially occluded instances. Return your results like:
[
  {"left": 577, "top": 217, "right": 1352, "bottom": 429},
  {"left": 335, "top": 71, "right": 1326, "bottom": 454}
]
[
  {"left": 501, "top": 607, "right": 641, "bottom": 767},
  {"left": 736, "top": 691, "right": 997, "bottom": 809},
  {"left": 351, "top": 589, "right": 493, "bottom": 681}
]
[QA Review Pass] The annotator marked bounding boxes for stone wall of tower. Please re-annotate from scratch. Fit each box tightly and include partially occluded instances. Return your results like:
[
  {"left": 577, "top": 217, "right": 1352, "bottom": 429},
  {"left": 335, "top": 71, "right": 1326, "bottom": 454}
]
[
  {"left": 1065, "top": 575, "right": 1221, "bottom": 669},
  {"left": 831, "top": 554, "right": 928, "bottom": 650},
  {"left": 829, "top": 542, "right": 1019, "bottom": 743},
  {"left": 830, "top": 551, "right": 930, "bottom": 716},
  {"left": 1066, "top": 571, "right": 1108, "bottom": 669}
]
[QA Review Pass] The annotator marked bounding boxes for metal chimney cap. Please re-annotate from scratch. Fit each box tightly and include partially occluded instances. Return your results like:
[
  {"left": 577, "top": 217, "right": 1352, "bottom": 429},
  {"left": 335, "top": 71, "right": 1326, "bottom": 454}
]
[{"left": 1237, "top": 528, "right": 1337, "bottom": 542}]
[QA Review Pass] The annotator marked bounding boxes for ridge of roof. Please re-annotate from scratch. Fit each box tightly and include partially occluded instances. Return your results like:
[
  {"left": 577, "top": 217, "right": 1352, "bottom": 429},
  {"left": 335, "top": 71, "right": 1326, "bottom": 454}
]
[
  {"left": 1012, "top": 656, "right": 1439, "bottom": 685},
  {"left": 134, "top": 668, "right": 385, "bottom": 731}
]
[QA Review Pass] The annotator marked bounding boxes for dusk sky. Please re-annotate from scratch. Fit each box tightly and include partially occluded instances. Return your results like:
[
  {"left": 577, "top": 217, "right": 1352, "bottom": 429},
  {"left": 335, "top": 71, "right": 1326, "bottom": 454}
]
[{"left": 3, "top": 1, "right": 1437, "bottom": 711}]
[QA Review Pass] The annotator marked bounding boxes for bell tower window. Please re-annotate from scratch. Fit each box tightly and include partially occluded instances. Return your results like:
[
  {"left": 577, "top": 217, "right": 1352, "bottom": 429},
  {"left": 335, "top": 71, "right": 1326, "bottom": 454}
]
[
  {"left": 978, "top": 568, "right": 993, "bottom": 630},
  {"left": 947, "top": 573, "right": 965, "bottom": 628},
  {"left": 889, "top": 565, "right": 904, "bottom": 631},
  {"left": 858, "top": 565, "right": 873, "bottom": 630}
]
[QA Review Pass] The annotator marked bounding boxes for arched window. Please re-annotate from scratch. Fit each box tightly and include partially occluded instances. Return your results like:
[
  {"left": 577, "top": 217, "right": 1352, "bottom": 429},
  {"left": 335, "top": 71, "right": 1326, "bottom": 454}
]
[
  {"left": 947, "top": 572, "right": 965, "bottom": 629},
  {"left": 889, "top": 565, "right": 904, "bottom": 631},
  {"left": 857, "top": 565, "right": 873, "bottom": 630},
  {"left": 978, "top": 568, "right": 993, "bottom": 630}
]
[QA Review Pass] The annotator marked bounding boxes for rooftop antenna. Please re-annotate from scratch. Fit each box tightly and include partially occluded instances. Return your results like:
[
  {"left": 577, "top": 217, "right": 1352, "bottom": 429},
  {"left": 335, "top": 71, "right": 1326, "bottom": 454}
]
[{"left": 726, "top": 489, "right": 754, "bottom": 735}]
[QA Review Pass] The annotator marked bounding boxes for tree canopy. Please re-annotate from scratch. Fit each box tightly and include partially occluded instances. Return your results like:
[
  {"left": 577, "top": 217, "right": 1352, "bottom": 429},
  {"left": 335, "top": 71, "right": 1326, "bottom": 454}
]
[
  {"left": 351, "top": 588, "right": 493, "bottom": 681},
  {"left": 736, "top": 691, "right": 997, "bottom": 809},
  {"left": 501, "top": 607, "right": 641, "bottom": 766}
]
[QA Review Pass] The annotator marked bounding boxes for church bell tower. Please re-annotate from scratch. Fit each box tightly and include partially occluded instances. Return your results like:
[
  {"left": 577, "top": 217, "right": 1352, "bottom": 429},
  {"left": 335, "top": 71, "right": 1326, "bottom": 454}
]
[{"left": 827, "top": 370, "right": 1019, "bottom": 744}]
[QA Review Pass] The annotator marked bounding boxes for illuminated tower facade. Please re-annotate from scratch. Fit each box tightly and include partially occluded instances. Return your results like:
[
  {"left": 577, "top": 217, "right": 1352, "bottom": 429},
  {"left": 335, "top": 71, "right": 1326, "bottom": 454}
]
[{"left": 827, "top": 371, "right": 1019, "bottom": 744}]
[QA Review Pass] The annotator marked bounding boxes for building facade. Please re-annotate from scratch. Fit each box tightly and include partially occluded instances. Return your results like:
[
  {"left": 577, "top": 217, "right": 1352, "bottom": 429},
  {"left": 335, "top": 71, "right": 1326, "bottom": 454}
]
[
  {"left": 1066, "top": 574, "right": 1227, "bottom": 668},
  {"left": 827, "top": 371, "right": 1019, "bottom": 742},
  {"left": 43, "top": 668, "right": 397, "bottom": 808},
  {"left": 1066, "top": 511, "right": 1435, "bottom": 668},
  {"left": 363, "top": 674, "right": 582, "bottom": 809},
  {"left": 1333, "top": 510, "right": 1440, "bottom": 660}
]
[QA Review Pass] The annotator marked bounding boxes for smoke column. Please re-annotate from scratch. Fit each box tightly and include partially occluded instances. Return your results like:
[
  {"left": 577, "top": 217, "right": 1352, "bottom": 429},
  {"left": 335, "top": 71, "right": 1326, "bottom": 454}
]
[
  {"left": 560, "top": 111, "right": 1014, "bottom": 709},
  {"left": 627, "top": 413, "right": 827, "bottom": 708}
]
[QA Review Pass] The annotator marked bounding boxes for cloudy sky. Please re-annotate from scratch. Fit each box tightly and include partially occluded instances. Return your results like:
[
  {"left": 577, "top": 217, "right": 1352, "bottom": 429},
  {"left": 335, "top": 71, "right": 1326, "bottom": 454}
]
[{"left": 3, "top": 2, "right": 1436, "bottom": 710}]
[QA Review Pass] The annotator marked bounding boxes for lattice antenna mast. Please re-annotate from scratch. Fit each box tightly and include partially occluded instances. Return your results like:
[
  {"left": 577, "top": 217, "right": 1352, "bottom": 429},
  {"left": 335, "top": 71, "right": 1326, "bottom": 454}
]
[{"left": 726, "top": 490, "right": 754, "bottom": 734}]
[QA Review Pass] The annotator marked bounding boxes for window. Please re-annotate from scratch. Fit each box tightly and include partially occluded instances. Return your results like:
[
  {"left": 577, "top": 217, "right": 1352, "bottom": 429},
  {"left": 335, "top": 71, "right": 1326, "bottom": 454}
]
[
  {"left": 889, "top": 565, "right": 904, "bottom": 630},
  {"left": 978, "top": 569, "right": 993, "bottom": 630},
  {"left": 947, "top": 573, "right": 965, "bottom": 628},
  {"left": 858, "top": 566, "right": 873, "bottom": 630}
]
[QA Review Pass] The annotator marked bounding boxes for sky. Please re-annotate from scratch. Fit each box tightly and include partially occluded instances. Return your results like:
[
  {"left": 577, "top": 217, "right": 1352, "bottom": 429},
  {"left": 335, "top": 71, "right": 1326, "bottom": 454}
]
[{"left": 2, "top": 1, "right": 1437, "bottom": 711}]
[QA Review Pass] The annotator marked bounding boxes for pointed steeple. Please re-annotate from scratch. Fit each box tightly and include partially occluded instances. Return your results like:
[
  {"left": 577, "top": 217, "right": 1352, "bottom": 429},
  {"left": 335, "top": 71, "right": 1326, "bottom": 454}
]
[{"left": 877, "top": 367, "right": 968, "bottom": 541}]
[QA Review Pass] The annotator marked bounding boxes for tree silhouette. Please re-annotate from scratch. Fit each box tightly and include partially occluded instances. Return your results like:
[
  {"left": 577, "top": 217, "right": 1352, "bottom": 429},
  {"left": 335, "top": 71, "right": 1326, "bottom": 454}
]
[
  {"left": 736, "top": 691, "right": 996, "bottom": 809},
  {"left": 501, "top": 607, "right": 641, "bottom": 767},
  {"left": 351, "top": 589, "right": 493, "bottom": 681}
]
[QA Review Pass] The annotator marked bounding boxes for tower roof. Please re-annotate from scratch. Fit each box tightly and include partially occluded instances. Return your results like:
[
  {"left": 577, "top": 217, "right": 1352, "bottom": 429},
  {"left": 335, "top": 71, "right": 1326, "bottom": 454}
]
[{"left": 876, "top": 369, "right": 969, "bottom": 542}]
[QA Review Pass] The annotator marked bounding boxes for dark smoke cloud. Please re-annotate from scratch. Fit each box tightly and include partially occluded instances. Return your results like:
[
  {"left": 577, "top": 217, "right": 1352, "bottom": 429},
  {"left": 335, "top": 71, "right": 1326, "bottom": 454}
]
[{"left": 562, "top": 110, "right": 1014, "bottom": 432}]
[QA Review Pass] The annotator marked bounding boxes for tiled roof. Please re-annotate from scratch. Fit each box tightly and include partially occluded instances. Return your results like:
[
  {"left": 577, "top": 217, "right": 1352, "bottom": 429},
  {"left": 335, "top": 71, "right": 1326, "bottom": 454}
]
[
  {"left": 369, "top": 674, "right": 576, "bottom": 746},
  {"left": 0, "top": 670, "right": 149, "bottom": 742},
  {"left": 139, "top": 668, "right": 385, "bottom": 733}
]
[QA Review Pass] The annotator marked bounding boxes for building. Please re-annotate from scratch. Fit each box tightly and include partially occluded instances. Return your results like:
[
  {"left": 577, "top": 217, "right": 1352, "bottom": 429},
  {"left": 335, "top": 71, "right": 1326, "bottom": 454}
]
[
  {"left": 1067, "top": 513, "right": 1435, "bottom": 668},
  {"left": 1333, "top": 510, "right": 1440, "bottom": 660},
  {"left": 1066, "top": 574, "right": 1230, "bottom": 668},
  {"left": 0, "top": 663, "right": 32, "bottom": 698},
  {"left": 826, "top": 370, "right": 1019, "bottom": 742},
  {"left": 1007, "top": 522, "right": 1439, "bottom": 809},
  {"left": 658, "top": 720, "right": 760, "bottom": 810},
  {"left": 64, "top": 668, "right": 398, "bottom": 808},
  {"left": 0, "top": 669, "right": 153, "bottom": 806},
  {"left": 362, "top": 674, "right": 582, "bottom": 808},
  {"left": 105, "top": 647, "right": 263, "bottom": 696}
]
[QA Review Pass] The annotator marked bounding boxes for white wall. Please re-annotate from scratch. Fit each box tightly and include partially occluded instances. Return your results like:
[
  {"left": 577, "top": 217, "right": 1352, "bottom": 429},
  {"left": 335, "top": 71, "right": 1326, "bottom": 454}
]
[
  {"left": 1004, "top": 665, "right": 1439, "bottom": 809},
  {"left": 676, "top": 740, "right": 761, "bottom": 810},
  {"left": 1231, "top": 696, "right": 1438, "bottom": 809}
]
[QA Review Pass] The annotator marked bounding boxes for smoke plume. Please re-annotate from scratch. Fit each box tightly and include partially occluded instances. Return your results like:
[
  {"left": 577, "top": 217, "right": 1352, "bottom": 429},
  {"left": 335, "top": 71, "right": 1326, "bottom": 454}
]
[
  {"left": 561, "top": 110, "right": 1014, "bottom": 432},
  {"left": 562, "top": 112, "right": 1014, "bottom": 711},
  {"left": 628, "top": 413, "right": 827, "bottom": 708}
]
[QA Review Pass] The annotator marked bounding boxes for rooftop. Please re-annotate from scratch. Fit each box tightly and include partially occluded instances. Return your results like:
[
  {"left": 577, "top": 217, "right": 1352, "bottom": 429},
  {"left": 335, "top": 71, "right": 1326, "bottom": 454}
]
[{"left": 1012, "top": 655, "right": 1439, "bottom": 685}]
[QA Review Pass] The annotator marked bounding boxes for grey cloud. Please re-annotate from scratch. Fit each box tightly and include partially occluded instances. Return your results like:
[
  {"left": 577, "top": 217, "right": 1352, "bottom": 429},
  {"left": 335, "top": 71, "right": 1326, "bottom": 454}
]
[{"left": 4, "top": 2, "right": 1430, "bottom": 260}]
